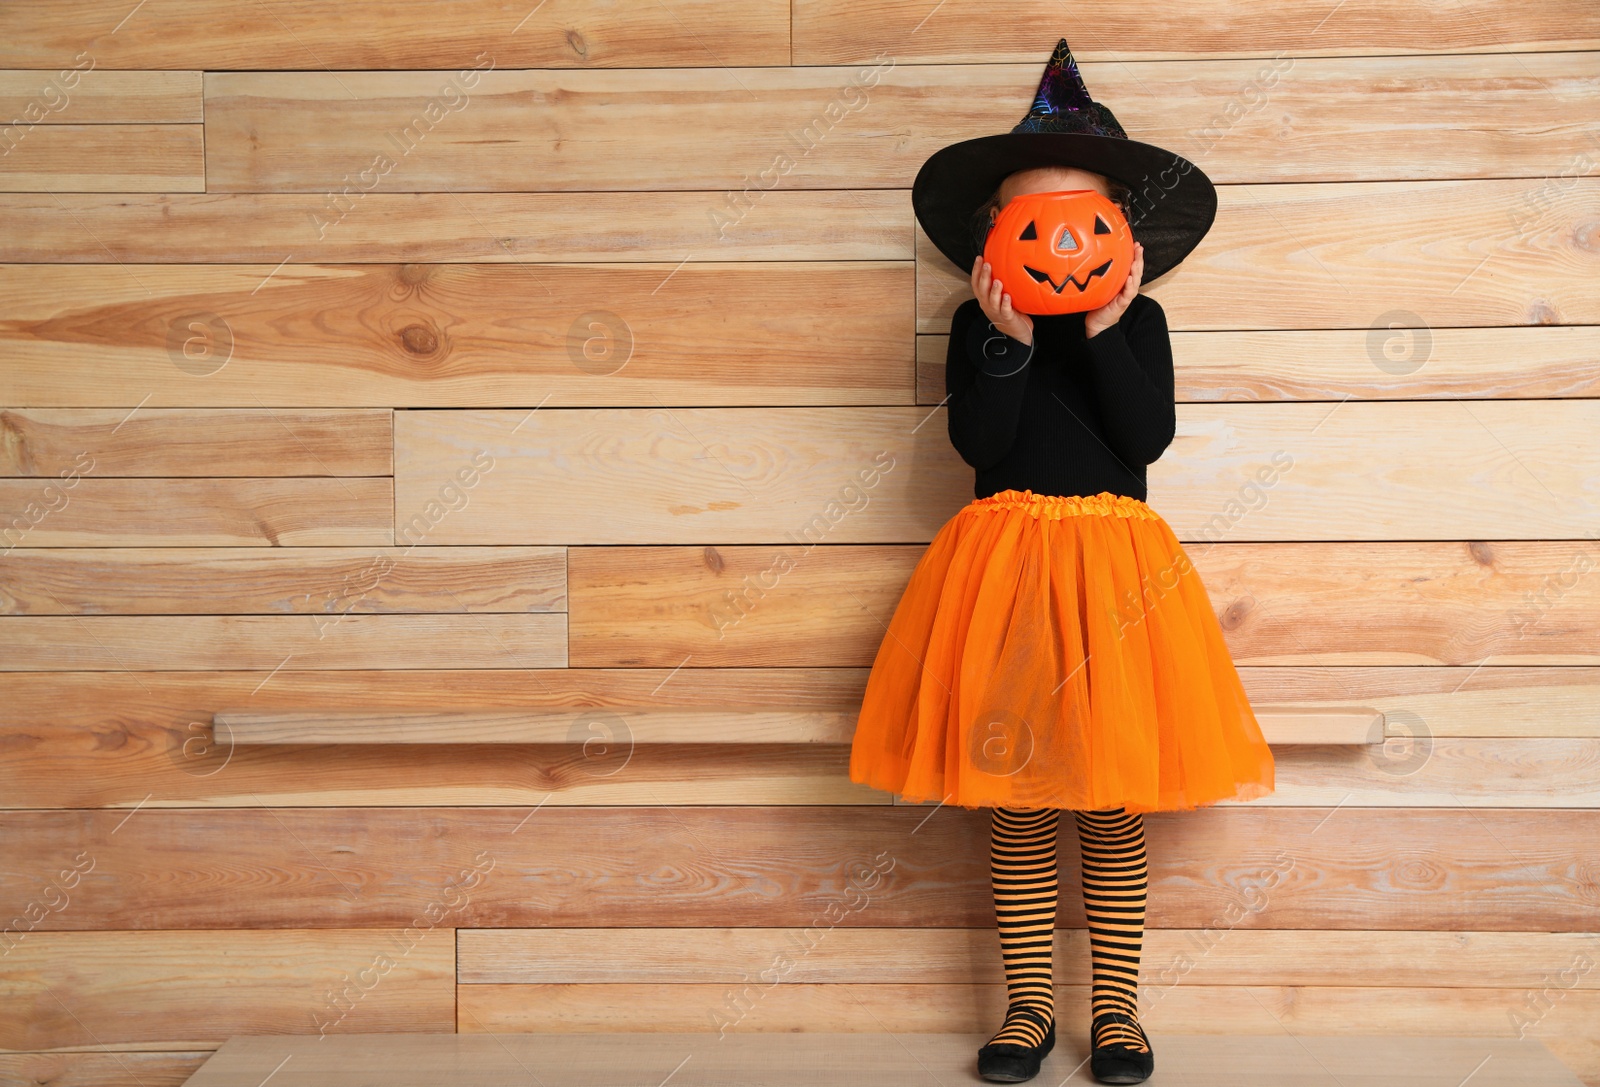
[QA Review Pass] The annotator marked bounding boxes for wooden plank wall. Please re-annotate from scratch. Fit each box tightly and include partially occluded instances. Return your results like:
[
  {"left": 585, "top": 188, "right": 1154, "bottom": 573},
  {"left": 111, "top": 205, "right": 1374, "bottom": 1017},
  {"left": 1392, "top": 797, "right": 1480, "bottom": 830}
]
[{"left": 3, "top": 3, "right": 1600, "bottom": 1084}]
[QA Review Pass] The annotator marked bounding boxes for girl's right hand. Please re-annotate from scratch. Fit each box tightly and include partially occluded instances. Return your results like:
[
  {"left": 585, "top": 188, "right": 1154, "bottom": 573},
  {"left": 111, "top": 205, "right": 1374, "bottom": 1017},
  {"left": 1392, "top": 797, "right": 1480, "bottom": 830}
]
[{"left": 972, "top": 256, "right": 1034, "bottom": 346}]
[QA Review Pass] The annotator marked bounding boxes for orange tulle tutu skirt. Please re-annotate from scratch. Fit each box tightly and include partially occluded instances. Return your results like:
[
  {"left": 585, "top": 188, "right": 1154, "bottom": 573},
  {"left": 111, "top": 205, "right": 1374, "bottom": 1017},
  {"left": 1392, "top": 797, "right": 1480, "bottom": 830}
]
[{"left": 849, "top": 489, "right": 1275, "bottom": 812}]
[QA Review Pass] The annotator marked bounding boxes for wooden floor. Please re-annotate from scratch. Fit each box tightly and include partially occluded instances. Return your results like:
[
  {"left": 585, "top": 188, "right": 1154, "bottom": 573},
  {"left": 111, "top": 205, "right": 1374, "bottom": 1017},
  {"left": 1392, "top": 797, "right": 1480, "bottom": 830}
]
[{"left": 181, "top": 1031, "right": 1585, "bottom": 1086}]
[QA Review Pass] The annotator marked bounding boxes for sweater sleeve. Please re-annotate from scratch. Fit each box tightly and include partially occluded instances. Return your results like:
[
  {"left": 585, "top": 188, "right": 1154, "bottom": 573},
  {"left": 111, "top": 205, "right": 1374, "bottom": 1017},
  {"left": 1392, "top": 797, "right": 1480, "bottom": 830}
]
[
  {"left": 1080, "top": 295, "right": 1177, "bottom": 466},
  {"left": 944, "top": 299, "right": 1036, "bottom": 471}
]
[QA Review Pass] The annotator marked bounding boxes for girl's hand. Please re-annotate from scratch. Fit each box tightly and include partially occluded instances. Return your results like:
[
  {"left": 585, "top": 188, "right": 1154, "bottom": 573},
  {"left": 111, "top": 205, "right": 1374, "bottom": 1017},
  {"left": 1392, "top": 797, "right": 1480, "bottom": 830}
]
[
  {"left": 971, "top": 256, "right": 1034, "bottom": 346},
  {"left": 1085, "top": 241, "right": 1144, "bottom": 339}
]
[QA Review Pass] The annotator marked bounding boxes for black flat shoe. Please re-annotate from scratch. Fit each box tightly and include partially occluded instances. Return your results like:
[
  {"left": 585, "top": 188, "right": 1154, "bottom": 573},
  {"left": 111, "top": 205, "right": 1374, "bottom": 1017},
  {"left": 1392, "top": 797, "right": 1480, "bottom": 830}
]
[
  {"left": 977, "top": 1005, "right": 1056, "bottom": 1083},
  {"left": 1089, "top": 1010, "right": 1154, "bottom": 1084}
]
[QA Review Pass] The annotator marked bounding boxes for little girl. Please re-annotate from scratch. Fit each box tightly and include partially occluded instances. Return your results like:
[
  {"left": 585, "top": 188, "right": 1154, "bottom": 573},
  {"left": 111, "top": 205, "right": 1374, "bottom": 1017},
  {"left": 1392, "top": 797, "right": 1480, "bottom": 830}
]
[{"left": 849, "top": 38, "right": 1276, "bottom": 1085}]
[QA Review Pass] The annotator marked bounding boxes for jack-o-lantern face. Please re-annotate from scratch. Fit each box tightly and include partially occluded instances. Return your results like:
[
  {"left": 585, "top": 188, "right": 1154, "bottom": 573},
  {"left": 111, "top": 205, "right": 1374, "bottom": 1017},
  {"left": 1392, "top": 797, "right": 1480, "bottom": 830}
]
[{"left": 981, "top": 189, "right": 1134, "bottom": 315}]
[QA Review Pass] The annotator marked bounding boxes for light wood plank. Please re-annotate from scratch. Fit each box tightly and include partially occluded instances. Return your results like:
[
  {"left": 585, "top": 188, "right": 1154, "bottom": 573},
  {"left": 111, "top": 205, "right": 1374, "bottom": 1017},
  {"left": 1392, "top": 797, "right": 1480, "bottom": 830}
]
[
  {"left": 5, "top": 668, "right": 1594, "bottom": 809},
  {"left": 568, "top": 541, "right": 1600, "bottom": 667},
  {"left": 1246, "top": 666, "right": 1600, "bottom": 739},
  {"left": 0, "top": 614, "right": 567, "bottom": 670},
  {"left": 0, "top": 408, "right": 391, "bottom": 477},
  {"left": 917, "top": 325, "right": 1600, "bottom": 405},
  {"left": 0, "top": 191, "right": 912, "bottom": 263},
  {"left": 921, "top": 179, "right": 1600, "bottom": 329},
  {"left": 794, "top": 1, "right": 1600, "bottom": 62},
  {"left": 397, "top": 408, "right": 944, "bottom": 545},
  {"left": 176, "top": 1030, "right": 1590, "bottom": 1087},
  {"left": 0, "top": 931, "right": 454, "bottom": 1050},
  {"left": 21, "top": 695, "right": 1600, "bottom": 806},
  {"left": 0, "top": 547, "right": 566, "bottom": 614},
  {"left": 0, "top": 478, "right": 392, "bottom": 546},
  {"left": 0, "top": 1052, "right": 209, "bottom": 1085},
  {"left": 203, "top": 56, "right": 1600, "bottom": 191},
  {"left": 1148, "top": 401, "right": 1600, "bottom": 542},
  {"left": 1, "top": 268, "right": 1588, "bottom": 403},
  {"left": 458, "top": 928, "right": 1600, "bottom": 987},
  {"left": 1158, "top": 541, "right": 1600, "bottom": 669},
  {"left": 451, "top": 986, "right": 1600, "bottom": 1056},
  {"left": 1, "top": 807, "right": 1594, "bottom": 930},
  {"left": 214, "top": 705, "right": 1381, "bottom": 745},
  {"left": 0, "top": 263, "right": 915, "bottom": 408},
  {"left": 8, "top": 727, "right": 1597, "bottom": 807},
  {"left": 399, "top": 402, "right": 1600, "bottom": 544},
  {"left": 0, "top": 3, "right": 790, "bottom": 69},
  {"left": 0, "top": 667, "right": 875, "bottom": 808},
  {"left": 0, "top": 69, "right": 202, "bottom": 122},
  {"left": 0, "top": 125, "right": 202, "bottom": 191}
]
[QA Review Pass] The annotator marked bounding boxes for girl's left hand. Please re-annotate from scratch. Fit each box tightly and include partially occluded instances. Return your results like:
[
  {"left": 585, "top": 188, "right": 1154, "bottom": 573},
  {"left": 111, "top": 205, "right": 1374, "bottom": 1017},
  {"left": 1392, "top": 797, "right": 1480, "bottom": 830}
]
[{"left": 1085, "top": 241, "right": 1144, "bottom": 339}]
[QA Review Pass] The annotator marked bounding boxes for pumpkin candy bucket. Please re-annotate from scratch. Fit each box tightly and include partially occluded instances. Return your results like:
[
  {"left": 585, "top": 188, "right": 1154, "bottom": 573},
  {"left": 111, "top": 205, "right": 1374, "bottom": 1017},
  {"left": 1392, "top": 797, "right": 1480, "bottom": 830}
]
[{"left": 982, "top": 188, "right": 1134, "bottom": 315}]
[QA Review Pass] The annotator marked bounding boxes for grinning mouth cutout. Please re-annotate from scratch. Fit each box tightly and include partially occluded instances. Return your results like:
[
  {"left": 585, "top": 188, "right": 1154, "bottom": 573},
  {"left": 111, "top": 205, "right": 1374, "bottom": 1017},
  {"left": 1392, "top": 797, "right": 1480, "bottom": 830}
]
[{"left": 1023, "top": 259, "right": 1114, "bottom": 294}]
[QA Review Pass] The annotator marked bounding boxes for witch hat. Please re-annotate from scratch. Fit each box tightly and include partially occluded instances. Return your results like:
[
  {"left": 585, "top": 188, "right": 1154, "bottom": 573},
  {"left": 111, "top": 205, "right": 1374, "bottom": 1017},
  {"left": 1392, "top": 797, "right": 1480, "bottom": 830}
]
[{"left": 912, "top": 37, "right": 1217, "bottom": 285}]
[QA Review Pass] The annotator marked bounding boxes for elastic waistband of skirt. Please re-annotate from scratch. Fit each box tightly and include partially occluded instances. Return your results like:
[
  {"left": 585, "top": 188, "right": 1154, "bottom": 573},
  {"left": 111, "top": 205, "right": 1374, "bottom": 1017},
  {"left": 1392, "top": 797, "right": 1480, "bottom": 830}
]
[{"left": 967, "top": 488, "right": 1161, "bottom": 521}]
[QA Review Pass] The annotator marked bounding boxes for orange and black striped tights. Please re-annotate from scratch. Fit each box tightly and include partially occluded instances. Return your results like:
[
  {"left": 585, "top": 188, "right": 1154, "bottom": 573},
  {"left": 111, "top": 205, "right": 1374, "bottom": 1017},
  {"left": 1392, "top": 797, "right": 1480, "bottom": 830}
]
[{"left": 985, "top": 805, "right": 1150, "bottom": 1052}]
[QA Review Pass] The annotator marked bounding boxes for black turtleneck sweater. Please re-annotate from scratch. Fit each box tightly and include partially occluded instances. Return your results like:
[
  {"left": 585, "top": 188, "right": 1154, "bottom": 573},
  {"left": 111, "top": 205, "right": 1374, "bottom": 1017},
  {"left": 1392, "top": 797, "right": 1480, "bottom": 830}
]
[{"left": 945, "top": 293, "right": 1176, "bottom": 502}]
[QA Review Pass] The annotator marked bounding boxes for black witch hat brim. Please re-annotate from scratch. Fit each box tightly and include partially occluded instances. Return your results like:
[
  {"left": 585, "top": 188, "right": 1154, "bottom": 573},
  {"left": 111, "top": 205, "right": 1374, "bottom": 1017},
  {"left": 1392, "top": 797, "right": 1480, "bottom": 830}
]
[{"left": 911, "top": 38, "right": 1218, "bottom": 285}]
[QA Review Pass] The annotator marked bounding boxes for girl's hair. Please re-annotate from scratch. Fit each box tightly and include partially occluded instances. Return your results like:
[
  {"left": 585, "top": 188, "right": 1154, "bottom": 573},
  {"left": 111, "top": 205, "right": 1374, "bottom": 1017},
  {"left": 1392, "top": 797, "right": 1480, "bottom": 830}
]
[{"left": 970, "top": 173, "right": 1134, "bottom": 253}]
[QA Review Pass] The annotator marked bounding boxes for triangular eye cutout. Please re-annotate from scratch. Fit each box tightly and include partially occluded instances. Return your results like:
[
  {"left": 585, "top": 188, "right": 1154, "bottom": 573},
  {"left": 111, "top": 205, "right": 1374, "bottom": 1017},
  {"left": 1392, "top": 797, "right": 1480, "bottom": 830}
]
[
  {"left": 1019, "top": 221, "right": 1037, "bottom": 240},
  {"left": 1094, "top": 215, "right": 1111, "bottom": 235}
]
